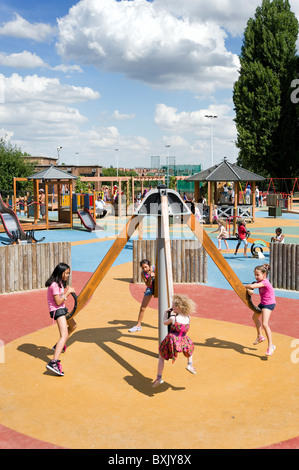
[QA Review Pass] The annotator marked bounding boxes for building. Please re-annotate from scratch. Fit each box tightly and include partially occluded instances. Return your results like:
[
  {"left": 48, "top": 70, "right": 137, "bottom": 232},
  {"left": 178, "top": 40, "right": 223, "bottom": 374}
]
[{"left": 23, "top": 156, "right": 102, "bottom": 190}]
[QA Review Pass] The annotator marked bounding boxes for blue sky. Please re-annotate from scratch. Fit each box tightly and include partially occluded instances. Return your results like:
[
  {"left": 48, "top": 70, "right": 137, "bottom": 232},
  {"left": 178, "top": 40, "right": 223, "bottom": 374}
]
[{"left": 0, "top": 0, "right": 298, "bottom": 170}]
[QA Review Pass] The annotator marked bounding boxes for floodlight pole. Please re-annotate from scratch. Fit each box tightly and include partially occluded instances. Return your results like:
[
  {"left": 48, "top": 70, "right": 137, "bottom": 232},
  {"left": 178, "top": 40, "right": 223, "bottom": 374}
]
[{"left": 205, "top": 115, "right": 217, "bottom": 166}]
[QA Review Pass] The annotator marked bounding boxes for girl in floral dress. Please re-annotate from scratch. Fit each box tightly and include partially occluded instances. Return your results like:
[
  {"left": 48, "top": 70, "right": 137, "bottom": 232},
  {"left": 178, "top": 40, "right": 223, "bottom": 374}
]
[{"left": 152, "top": 294, "right": 196, "bottom": 387}]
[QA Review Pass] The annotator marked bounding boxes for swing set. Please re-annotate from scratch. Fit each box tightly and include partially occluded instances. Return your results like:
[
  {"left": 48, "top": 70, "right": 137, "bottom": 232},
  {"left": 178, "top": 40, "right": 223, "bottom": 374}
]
[{"left": 266, "top": 178, "right": 299, "bottom": 198}]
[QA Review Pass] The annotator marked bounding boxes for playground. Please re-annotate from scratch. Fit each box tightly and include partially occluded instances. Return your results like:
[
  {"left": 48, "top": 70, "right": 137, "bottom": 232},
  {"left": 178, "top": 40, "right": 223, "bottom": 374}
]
[{"left": 0, "top": 191, "right": 298, "bottom": 449}]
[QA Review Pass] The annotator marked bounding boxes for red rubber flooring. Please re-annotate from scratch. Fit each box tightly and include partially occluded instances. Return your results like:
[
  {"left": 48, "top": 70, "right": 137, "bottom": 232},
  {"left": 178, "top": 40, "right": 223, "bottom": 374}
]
[{"left": 0, "top": 271, "right": 298, "bottom": 449}]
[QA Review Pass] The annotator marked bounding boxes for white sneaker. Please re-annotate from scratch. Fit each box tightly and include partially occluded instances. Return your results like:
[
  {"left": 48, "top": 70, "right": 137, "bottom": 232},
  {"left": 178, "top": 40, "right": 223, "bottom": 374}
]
[
  {"left": 152, "top": 378, "right": 164, "bottom": 387},
  {"left": 128, "top": 325, "right": 142, "bottom": 333},
  {"left": 186, "top": 364, "right": 196, "bottom": 375}
]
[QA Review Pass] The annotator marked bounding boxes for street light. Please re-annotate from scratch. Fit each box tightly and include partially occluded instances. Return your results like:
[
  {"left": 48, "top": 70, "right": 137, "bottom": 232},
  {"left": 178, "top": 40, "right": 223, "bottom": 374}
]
[
  {"left": 165, "top": 144, "right": 170, "bottom": 187},
  {"left": 205, "top": 115, "right": 217, "bottom": 166},
  {"left": 57, "top": 146, "right": 62, "bottom": 165},
  {"left": 230, "top": 140, "right": 237, "bottom": 162}
]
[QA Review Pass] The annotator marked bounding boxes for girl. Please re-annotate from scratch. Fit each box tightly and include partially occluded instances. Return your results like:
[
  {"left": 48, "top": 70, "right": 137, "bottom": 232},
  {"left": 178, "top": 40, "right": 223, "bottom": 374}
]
[
  {"left": 234, "top": 219, "right": 248, "bottom": 257},
  {"left": 210, "top": 205, "right": 218, "bottom": 226},
  {"left": 152, "top": 294, "right": 196, "bottom": 387},
  {"left": 245, "top": 264, "right": 276, "bottom": 356},
  {"left": 129, "top": 259, "right": 155, "bottom": 333},
  {"left": 45, "top": 263, "right": 77, "bottom": 376},
  {"left": 271, "top": 227, "right": 285, "bottom": 244},
  {"left": 211, "top": 219, "right": 229, "bottom": 252}
]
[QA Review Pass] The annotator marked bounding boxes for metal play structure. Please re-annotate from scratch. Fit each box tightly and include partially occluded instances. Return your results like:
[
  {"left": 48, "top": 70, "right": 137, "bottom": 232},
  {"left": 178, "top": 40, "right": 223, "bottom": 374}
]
[
  {"left": 0, "top": 194, "right": 45, "bottom": 245},
  {"left": 66, "top": 186, "right": 261, "bottom": 343}
]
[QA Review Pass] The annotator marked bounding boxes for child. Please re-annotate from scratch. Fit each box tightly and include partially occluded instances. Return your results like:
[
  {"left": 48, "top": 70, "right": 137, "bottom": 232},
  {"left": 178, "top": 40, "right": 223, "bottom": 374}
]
[
  {"left": 271, "top": 227, "right": 285, "bottom": 244},
  {"left": 210, "top": 205, "right": 218, "bottom": 226},
  {"left": 129, "top": 259, "right": 155, "bottom": 333},
  {"left": 234, "top": 219, "right": 248, "bottom": 257},
  {"left": 211, "top": 219, "right": 229, "bottom": 252},
  {"left": 245, "top": 264, "right": 276, "bottom": 356},
  {"left": 45, "top": 263, "right": 77, "bottom": 376},
  {"left": 152, "top": 294, "right": 196, "bottom": 387}
]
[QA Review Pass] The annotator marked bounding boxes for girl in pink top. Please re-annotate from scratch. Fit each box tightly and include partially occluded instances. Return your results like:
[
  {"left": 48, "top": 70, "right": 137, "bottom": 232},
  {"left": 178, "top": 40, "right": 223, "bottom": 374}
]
[
  {"left": 245, "top": 264, "right": 276, "bottom": 356},
  {"left": 45, "top": 263, "right": 77, "bottom": 376}
]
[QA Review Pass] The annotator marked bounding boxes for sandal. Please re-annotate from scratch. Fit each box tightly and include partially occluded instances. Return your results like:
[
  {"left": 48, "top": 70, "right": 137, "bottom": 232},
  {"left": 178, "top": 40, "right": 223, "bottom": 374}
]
[{"left": 253, "top": 336, "right": 265, "bottom": 345}]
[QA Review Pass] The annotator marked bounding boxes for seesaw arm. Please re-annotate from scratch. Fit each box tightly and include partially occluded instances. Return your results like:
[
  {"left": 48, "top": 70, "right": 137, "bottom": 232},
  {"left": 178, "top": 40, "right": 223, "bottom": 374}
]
[
  {"left": 67, "top": 214, "right": 144, "bottom": 320},
  {"left": 186, "top": 213, "right": 261, "bottom": 313}
]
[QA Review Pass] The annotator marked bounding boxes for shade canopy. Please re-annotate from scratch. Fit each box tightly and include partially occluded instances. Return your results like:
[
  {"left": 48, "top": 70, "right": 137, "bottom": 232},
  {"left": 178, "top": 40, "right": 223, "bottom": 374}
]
[
  {"left": 27, "top": 166, "right": 78, "bottom": 181},
  {"left": 185, "top": 159, "right": 265, "bottom": 183}
]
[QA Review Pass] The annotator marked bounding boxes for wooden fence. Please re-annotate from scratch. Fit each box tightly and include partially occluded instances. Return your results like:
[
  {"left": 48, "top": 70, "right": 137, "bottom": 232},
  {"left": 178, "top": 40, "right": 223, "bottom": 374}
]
[
  {"left": 270, "top": 243, "right": 299, "bottom": 291},
  {"left": 133, "top": 239, "right": 207, "bottom": 284},
  {"left": 0, "top": 242, "right": 72, "bottom": 294}
]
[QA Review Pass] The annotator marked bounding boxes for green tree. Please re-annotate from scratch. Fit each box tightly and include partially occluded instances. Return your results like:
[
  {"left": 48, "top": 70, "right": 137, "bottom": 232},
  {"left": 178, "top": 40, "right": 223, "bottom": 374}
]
[
  {"left": 233, "top": 0, "right": 299, "bottom": 177},
  {"left": 0, "top": 139, "right": 34, "bottom": 193}
]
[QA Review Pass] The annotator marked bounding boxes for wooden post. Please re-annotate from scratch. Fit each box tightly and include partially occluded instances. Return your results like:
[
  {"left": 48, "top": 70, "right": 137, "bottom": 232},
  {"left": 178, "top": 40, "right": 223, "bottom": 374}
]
[
  {"left": 70, "top": 181, "right": 73, "bottom": 228},
  {"left": 45, "top": 182, "right": 49, "bottom": 230},
  {"left": 194, "top": 181, "right": 199, "bottom": 202},
  {"left": 252, "top": 181, "right": 256, "bottom": 222},
  {"left": 233, "top": 181, "right": 238, "bottom": 234},
  {"left": 131, "top": 177, "right": 135, "bottom": 208}
]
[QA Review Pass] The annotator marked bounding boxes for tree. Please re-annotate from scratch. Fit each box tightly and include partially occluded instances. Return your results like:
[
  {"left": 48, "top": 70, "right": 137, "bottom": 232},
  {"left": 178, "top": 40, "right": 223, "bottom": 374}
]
[
  {"left": 233, "top": 0, "right": 299, "bottom": 177},
  {"left": 0, "top": 139, "right": 34, "bottom": 193}
]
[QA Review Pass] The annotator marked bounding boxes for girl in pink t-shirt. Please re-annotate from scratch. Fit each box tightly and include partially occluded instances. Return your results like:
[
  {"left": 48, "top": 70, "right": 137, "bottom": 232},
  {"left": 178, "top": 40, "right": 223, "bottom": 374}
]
[
  {"left": 45, "top": 263, "right": 76, "bottom": 376},
  {"left": 245, "top": 264, "right": 276, "bottom": 356}
]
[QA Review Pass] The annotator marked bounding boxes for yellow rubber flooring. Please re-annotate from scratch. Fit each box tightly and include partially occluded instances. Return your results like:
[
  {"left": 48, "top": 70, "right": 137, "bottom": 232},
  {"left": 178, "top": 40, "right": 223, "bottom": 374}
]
[{"left": 1, "top": 262, "right": 298, "bottom": 449}]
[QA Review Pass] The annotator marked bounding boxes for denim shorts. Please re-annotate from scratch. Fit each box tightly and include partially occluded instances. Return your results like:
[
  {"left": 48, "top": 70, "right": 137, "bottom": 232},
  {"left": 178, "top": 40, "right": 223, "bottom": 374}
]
[
  {"left": 50, "top": 307, "right": 68, "bottom": 320},
  {"left": 258, "top": 303, "right": 276, "bottom": 312},
  {"left": 144, "top": 287, "right": 153, "bottom": 296}
]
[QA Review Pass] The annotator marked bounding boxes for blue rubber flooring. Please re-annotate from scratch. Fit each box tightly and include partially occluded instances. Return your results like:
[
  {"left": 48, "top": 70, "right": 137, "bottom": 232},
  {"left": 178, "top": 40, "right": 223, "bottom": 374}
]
[{"left": 1, "top": 225, "right": 298, "bottom": 300}]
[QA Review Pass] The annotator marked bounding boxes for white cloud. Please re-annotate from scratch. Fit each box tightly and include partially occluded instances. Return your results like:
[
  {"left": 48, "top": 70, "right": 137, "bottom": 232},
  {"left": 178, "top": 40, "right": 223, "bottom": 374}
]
[
  {"left": 0, "top": 73, "right": 150, "bottom": 165},
  {"left": 0, "top": 73, "right": 99, "bottom": 151},
  {"left": 0, "top": 50, "right": 83, "bottom": 74},
  {"left": 112, "top": 110, "right": 135, "bottom": 120},
  {"left": 154, "top": 0, "right": 262, "bottom": 36},
  {"left": 52, "top": 64, "right": 83, "bottom": 74},
  {"left": 56, "top": 0, "right": 240, "bottom": 94},
  {"left": 154, "top": 102, "right": 238, "bottom": 165},
  {"left": 1, "top": 73, "right": 100, "bottom": 104},
  {"left": 155, "top": 103, "right": 233, "bottom": 136},
  {"left": 0, "top": 13, "right": 56, "bottom": 42},
  {"left": 0, "top": 51, "right": 48, "bottom": 69}
]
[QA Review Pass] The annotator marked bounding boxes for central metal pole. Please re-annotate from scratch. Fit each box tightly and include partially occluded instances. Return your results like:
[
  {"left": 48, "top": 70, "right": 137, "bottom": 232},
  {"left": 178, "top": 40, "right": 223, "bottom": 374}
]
[{"left": 157, "top": 214, "right": 169, "bottom": 344}]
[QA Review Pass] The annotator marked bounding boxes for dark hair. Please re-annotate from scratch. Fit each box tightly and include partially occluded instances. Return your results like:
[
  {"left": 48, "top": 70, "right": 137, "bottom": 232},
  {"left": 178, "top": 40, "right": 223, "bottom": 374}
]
[
  {"left": 140, "top": 259, "right": 151, "bottom": 267},
  {"left": 45, "top": 263, "right": 70, "bottom": 288}
]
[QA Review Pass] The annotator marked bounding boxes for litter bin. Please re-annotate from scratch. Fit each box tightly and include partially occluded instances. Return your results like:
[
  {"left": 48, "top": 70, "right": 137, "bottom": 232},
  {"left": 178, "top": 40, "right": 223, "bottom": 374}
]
[{"left": 268, "top": 206, "right": 282, "bottom": 217}]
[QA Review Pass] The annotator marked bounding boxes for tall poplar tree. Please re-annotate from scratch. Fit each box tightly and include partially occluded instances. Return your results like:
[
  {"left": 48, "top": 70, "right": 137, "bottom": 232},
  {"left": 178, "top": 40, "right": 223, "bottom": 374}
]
[{"left": 233, "top": 0, "right": 299, "bottom": 177}]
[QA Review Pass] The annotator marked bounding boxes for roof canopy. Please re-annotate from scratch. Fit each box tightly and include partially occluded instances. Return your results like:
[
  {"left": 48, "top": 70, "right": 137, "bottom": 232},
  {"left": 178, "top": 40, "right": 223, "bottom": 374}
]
[
  {"left": 185, "top": 159, "right": 265, "bottom": 183},
  {"left": 28, "top": 165, "right": 78, "bottom": 181}
]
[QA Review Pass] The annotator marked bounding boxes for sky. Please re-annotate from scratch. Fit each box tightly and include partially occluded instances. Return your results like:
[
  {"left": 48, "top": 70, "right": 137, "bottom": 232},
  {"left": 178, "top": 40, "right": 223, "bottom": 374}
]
[{"left": 0, "top": 0, "right": 298, "bottom": 171}]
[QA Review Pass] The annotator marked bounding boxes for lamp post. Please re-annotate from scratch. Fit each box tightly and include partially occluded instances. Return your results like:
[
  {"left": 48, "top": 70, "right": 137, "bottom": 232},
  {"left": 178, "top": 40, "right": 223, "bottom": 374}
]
[
  {"left": 165, "top": 144, "right": 170, "bottom": 187},
  {"left": 57, "top": 146, "right": 62, "bottom": 165},
  {"left": 230, "top": 140, "right": 237, "bottom": 162},
  {"left": 205, "top": 115, "right": 217, "bottom": 166}
]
